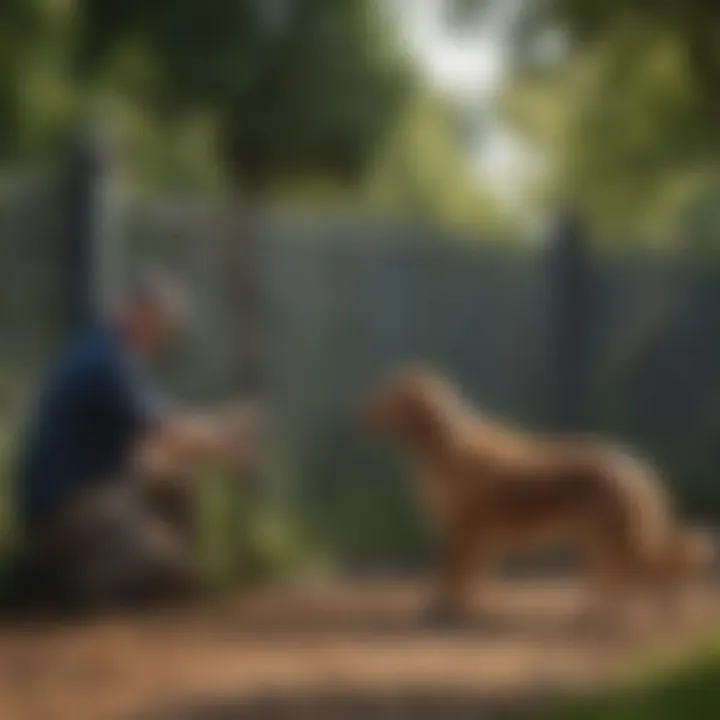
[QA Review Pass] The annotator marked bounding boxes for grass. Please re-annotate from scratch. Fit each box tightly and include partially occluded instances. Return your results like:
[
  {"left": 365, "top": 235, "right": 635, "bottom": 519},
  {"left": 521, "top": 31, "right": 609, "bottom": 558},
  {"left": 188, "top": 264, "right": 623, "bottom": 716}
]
[
  {"left": 195, "top": 469, "right": 326, "bottom": 588},
  {"left": 551, "top": 638, "right": 720, "bottom": 720}
]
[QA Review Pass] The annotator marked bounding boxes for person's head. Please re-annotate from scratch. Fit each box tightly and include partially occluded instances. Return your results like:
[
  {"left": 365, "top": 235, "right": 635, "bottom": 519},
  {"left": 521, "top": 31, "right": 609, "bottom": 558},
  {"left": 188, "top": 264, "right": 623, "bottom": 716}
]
[{"left": 111, "top": 271, "right": 188, "bottom": 358}]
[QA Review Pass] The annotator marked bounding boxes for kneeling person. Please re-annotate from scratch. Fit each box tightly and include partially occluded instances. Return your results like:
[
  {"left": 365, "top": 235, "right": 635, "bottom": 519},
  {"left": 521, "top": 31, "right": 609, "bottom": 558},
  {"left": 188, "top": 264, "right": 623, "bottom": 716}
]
[{"left": 17, "top": 274, "right": 260, "bottom": 610}]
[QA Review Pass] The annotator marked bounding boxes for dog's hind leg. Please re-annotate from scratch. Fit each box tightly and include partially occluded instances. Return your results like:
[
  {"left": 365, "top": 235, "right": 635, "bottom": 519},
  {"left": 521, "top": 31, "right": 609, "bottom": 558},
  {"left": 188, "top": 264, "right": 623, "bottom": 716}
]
[
  {"left": 642, "top": 554, "right": 692, "bottom": 630},
  {"left": 579, "top": 539, "right": 644, "bottom": 638},
  {"left": 647, "top": 529, "right": 715, "bottom": 628}
]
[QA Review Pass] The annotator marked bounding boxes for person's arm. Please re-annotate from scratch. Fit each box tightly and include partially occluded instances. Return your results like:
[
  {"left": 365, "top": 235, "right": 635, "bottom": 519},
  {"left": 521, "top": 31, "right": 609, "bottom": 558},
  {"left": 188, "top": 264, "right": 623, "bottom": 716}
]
[
  {"left": 133, "top": 405, "right": 262, "bottom": 478},
  {"left": 99, "top": 346, "right": 262, "bottom": 479}
]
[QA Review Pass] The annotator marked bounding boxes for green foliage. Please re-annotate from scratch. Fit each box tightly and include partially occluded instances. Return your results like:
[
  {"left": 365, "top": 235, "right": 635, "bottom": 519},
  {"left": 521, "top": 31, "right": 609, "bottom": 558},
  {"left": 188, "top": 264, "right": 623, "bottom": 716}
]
[
  {"left": 502, "top": 28, "right": 720, "bottom": 239},
  {"left": 275, "top": 93, "right": 514, "bottom": 231},
  {"left": 196, "top": 471, "right": 324, "bottom": 588},
  {"left": 0, "top": 0, "right": 78, "bottom": 161},
  {"left": 448, "top": 0, "right": 720, "bottom": 241},
  {"left": 299, "top": 420, "right": 432, "bottom": 569},
  {"left": 551, "top": 640, "right": 720, "bottom": 720},
  {"left": 77, "top": 0, "right": 415, "bottom": 192},
  {"left": 521, "top": 0, "right": 720, "bottom": 113},
  {"left": 362, "top": 95, "right": 512, "bottom": 231},
  {"left": 0, "top": 0, "right": 506, "bottom": 227}
]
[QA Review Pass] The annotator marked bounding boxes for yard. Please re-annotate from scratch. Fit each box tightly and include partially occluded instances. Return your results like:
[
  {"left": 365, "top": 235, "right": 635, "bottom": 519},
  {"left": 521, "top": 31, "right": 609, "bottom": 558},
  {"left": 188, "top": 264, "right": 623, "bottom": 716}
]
[{"left": 1, "top": 578, "right": 718, "bottom": 720}]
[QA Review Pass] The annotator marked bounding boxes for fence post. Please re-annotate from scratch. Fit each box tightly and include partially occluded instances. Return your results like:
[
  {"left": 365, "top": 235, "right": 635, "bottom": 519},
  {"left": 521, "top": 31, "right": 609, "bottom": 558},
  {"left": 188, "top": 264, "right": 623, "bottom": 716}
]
[
  {"left": 62, "top": 125, "right": 114, "bottom": 333},
  {"left": 225, "top": 197, "right": 266, "bottom": 581},
  {"left": 546, "top": 209, "right": 594, "bottom": 432}
]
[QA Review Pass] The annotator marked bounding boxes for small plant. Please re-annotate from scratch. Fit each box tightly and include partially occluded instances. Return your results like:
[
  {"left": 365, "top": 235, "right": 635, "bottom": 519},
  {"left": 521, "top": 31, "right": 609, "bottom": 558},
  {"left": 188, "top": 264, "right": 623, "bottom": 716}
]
[{"left": 196, "top": 469, "right": 326, "bottom": 589}]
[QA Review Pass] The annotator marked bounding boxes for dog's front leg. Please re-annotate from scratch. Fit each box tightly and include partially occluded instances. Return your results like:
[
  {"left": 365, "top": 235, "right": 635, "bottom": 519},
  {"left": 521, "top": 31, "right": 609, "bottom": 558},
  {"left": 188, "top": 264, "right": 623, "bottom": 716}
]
[{"left": 424, "top": 522, "right": 479, "bottom": 627}]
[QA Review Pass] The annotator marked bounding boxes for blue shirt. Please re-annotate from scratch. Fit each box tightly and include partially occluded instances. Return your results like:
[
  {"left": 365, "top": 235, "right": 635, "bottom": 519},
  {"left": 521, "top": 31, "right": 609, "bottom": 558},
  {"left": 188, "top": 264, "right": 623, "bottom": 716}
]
[{"left": 18, "top": 325, "right": 164, "bottom": 530}]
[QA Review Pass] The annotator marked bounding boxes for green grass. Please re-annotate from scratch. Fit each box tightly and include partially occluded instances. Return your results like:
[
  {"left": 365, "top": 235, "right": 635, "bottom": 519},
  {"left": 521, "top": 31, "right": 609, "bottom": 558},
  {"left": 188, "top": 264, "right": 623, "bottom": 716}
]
[
  {"left": 551, "top": 640, "right": 720, "bottom": 720},
  {"left": 195, "top": 470, "right": 325, "bottom": 588}
]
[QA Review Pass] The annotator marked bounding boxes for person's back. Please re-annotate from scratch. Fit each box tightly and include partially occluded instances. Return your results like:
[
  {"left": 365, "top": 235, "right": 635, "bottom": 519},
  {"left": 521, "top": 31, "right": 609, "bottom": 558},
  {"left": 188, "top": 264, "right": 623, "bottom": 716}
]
[{"left": 18, "top": 324, "right": 156, "bottom": 535}]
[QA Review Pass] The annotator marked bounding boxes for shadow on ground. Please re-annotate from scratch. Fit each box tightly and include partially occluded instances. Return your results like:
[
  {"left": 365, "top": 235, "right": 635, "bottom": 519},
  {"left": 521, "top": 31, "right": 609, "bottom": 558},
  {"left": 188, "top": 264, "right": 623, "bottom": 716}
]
[
  {"left": 184, "top": 588, "right": 646, "bottom": 648},
  {"left": 140, "top": 688, "right": 548, "bottom": 720}
]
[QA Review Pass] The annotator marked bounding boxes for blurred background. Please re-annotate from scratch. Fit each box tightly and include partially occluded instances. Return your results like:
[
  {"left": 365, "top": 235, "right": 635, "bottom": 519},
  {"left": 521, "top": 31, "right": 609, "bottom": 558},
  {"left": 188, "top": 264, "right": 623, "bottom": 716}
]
[{"left": 1, "top": 1, "right": 720, "bottom": 717}]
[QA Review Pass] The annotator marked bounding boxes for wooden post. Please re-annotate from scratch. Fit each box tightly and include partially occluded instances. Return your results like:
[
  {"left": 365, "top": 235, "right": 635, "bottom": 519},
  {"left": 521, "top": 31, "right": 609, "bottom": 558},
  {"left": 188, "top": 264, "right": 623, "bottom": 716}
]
[
  {"left": 547, "top": 209, "right": 594, "bottom": 432},
  {"left": 62, "top": 125, "right": 114, "bottom": 333}
]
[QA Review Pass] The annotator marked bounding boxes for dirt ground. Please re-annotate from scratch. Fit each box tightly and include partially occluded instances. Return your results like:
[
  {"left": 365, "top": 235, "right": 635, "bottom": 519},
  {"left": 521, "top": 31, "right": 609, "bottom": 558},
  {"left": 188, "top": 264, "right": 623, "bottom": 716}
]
[{"left": 0, "top": 578, "right": 718, "bottom": 720}]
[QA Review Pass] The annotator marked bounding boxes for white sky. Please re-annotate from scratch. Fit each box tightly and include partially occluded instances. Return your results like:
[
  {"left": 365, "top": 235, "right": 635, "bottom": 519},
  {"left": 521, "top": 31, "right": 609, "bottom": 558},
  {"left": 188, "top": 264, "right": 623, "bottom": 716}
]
[
  {"left": 395, "top": 0, "right": 505, "bottom": 101},
  {"left": 388, "top": 0, "right": 533, "bottom": 205}
]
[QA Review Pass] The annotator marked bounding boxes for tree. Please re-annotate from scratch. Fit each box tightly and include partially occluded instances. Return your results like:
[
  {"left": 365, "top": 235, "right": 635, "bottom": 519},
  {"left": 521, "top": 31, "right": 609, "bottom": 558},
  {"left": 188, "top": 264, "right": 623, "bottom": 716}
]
[
  {"left": 362, "top": 94, "right": 510, "bottom": 231},
  {"left": 515, "top": 0, "right": 720, "bottom": 115},
  {"left": 0, "top": 1, "right": 505, "bottom": 229},
  {"left": 77, "top": 0, "right": 415, "bottom": 193},
  {"left": 501, "top": 30, "right": 720, "bottom": 238},
  {"left": 0, "top": 0, "right": 78, "bottom": 161},
  {"left": 452, "top": 0, "right": 720, "bottom": 239},
  {"left": 452, "top": 0, "right": 720, "bottom": 108}
]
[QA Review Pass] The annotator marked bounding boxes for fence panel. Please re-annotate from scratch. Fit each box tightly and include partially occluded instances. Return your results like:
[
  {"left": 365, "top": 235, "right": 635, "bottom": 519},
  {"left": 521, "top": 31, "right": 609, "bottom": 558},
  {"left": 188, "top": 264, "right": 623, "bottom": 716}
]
[
  {"left": 0, "top": 172, "right": 67, "bottom": 437},
  {"left": 590, "top": 253, "right": 720, "bottom": 513},
  {"left": 262, "top": 227, "right": 551, "bottom": 567},
  {"left": 4, "top": 170, "right": 720, "bottom": 568}
]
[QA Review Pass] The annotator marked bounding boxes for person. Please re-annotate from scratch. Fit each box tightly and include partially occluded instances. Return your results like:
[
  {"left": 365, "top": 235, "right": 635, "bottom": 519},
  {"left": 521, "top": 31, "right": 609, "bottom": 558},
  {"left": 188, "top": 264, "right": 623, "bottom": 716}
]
[{"left": 15, "top": 272, "right": 261, "bottom": 610}]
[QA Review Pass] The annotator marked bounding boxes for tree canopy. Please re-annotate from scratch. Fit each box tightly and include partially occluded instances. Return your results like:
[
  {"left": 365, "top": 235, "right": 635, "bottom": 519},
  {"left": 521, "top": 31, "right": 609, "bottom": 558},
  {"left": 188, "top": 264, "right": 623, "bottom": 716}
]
[
  {"left": 451, "top": 0, "right": 720, "bottom": 241},
  {"left": 77, "top": 0, "right": 415, "bottom": 192},
  {"left": 0, "top": 0, "right": 506, "bottom": 230}
]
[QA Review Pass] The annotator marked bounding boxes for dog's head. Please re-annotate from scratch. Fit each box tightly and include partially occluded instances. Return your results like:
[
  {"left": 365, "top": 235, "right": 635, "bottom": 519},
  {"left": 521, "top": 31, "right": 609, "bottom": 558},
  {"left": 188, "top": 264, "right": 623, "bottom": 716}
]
[{"left": 362, "top": 365, "right": 462, "bottom": 450}]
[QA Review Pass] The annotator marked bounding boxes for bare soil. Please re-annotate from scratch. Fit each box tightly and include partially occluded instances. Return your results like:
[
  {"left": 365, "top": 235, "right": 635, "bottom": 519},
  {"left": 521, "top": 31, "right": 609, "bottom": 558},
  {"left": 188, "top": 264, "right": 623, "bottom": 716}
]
[{"left": 0, "top": 579, "right": 718, "bottom": 720}]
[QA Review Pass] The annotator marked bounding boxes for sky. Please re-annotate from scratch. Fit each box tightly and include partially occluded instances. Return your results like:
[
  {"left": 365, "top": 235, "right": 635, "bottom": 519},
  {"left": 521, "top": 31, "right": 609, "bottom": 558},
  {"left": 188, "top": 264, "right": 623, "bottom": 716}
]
[
  {"left": 388, "top": 0, "right": 534, "bottom": 205},
  {"left": 396, "top": 0, "right": 505, "bottom": 101}
]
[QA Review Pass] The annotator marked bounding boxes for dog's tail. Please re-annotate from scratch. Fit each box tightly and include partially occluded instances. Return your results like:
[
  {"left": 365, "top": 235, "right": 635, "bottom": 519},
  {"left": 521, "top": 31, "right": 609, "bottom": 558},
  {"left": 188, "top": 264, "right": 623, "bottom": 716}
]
[
  {"left": 604, "top": 448, "right": 715, "bottom": 583},
  {"left": 605, "top": 449, "right": 673, "bottom": 565}
]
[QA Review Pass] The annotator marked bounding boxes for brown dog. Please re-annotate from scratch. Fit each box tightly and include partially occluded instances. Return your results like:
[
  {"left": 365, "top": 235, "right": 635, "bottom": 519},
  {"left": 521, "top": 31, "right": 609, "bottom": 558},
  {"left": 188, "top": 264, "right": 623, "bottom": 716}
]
[{"left": 364, "top": 365, "right": 712, "bottom": 625}]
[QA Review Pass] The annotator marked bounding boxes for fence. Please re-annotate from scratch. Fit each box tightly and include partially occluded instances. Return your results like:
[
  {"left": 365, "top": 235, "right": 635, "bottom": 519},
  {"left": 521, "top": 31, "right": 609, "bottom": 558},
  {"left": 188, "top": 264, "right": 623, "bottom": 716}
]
[
  {"left": 261, "top": 225, "right": 720, "bottom": 566},
  {"left": 2, "top": 133, "right": 720, "bottom": 569}
]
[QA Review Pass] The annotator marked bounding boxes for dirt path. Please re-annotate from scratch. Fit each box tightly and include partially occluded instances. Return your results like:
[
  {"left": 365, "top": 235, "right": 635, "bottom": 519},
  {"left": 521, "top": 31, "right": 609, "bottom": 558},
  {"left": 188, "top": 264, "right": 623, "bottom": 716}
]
[{"left": 0, "top": 580, "right": 717, "bottom": 719}]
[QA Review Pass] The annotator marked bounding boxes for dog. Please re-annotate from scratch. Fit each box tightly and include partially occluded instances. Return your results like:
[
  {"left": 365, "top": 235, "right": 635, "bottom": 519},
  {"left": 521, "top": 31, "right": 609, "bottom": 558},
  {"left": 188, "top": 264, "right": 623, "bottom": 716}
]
[{"left": 363, "top": 365, "right": 713, "bottom": 626}]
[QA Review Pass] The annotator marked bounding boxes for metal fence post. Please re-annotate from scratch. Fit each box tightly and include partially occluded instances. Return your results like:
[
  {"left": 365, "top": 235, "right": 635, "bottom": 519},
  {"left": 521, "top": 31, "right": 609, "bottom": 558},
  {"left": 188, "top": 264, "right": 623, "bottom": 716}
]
[
  {"left": 62, "top": 125, "right": 114, "bottom": 333},
  {"left": 225, "top": 197, "right": 267, "bottom": 581},
  {"left": 546, "top": 209, "right": 594, "bottom": 433}
]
